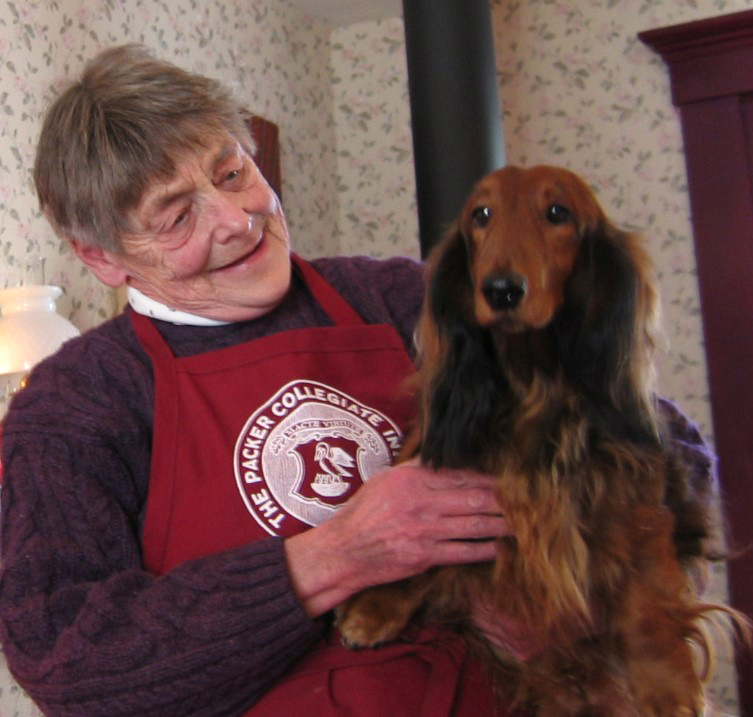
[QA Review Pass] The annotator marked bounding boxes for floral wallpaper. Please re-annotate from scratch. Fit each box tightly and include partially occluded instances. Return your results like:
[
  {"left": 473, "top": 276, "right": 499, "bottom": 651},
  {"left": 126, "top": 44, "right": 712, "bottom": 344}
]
[
  {"left": 1, "top": 0, "right": 752, "bottom": 713},
  {"left": 330, "top": 17, "right": 419, "bottom": 259}
]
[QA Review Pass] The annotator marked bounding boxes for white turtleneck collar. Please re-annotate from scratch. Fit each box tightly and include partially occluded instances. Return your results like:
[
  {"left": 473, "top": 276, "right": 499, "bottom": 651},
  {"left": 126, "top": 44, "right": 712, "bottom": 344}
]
[{"left": 127, "top": 286, "right": 231, "bottom": 326}]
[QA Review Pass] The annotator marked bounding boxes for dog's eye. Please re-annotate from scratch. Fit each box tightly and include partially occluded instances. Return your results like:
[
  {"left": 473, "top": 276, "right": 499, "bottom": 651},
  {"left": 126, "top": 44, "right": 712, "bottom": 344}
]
[
  {"left": 546, "top": 203, "right": 571, "bottom": 225},
  {"left": 471, "top": 206, "right": 492, "bottom": 228}
]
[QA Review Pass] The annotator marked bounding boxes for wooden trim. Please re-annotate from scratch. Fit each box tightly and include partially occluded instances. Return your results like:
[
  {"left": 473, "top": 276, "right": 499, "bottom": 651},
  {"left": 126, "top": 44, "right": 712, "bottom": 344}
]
[
  {"left": 639, "top": 8, "right": 753, "bottom": 60},
  {"left": 243, "top": 113, "right": 282, "bottom": 201},
  {"left": 640, "top": 11, "right": 753, "bottom": 713},
  {"left": 640, "top": 11, "right": 753, "bottom": 104}
]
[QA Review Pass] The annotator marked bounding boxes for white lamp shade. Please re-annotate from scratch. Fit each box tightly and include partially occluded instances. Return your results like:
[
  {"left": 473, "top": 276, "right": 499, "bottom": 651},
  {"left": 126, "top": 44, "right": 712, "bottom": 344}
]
[{"left": 0, "top": 286, "right": 80, "bottom": 374}]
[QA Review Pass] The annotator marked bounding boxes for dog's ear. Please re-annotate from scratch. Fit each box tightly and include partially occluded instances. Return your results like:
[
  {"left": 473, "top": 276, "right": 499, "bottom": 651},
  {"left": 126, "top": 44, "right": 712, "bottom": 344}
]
[
  {"left": 417, "top": 225, "right": 508, "bottom": 470},
  {"left": 554, "top": 222, "right": 657, "bottom": 443}
]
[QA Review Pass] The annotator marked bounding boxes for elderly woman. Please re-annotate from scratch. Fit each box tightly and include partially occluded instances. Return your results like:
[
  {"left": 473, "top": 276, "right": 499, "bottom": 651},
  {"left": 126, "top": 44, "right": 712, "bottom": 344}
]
[{"left": 0, "top": 45, "right": 712, "bottom": 717}]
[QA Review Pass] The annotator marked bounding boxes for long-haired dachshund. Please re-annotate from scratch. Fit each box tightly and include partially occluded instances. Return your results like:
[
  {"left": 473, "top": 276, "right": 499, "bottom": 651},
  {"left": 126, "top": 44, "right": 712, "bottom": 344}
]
[{"left": 337, "top": 165, "right": 748, "bottom": 715}]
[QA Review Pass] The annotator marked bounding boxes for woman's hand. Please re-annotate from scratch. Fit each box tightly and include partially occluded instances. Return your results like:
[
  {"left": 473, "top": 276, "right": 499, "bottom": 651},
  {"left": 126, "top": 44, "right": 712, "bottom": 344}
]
[{"left": 284, "top": 458, "right": 511, "bottom": 617}]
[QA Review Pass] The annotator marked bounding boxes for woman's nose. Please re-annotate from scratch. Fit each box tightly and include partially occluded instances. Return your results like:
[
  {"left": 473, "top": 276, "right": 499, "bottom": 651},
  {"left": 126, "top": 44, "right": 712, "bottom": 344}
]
[
  {"left": 208, "top": 192, "right": 251, "bottom": 243},
  {"left": 207, "top": 159, "right": 278, "bottom": 243}
]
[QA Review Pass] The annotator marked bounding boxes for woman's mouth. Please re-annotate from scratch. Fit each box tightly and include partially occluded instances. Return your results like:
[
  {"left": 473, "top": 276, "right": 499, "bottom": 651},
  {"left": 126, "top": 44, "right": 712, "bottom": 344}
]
[{"left": 214, "top": 235, "right": 266, "bottom": 273}]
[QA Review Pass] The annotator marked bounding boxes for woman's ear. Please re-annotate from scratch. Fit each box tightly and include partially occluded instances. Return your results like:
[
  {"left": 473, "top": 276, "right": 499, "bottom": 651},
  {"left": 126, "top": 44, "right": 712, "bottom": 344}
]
[{"left": 70, "top": 240, "right": 130, "bottom": 288}]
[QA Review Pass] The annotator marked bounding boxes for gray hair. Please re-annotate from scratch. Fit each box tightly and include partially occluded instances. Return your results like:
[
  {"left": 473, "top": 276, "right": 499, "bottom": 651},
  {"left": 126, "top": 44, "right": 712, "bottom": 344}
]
[{"left": 34, "top": 44, "right": 255, "bottom": 252}]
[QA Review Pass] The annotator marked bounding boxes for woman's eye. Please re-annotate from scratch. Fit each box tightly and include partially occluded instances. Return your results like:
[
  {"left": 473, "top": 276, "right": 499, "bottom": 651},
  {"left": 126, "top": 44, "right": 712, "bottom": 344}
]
[
  {"left": 471, "top": 206, "right": 491, "bottom": 228},
  {"left": 222, "top": 163, "right": 249, "bottom": 185},
  {"left": 546, "top": 203, "right": 571, "bottom": 225},
  {"left": 172, "top": 210, "right": 189, "bottom": 228}
]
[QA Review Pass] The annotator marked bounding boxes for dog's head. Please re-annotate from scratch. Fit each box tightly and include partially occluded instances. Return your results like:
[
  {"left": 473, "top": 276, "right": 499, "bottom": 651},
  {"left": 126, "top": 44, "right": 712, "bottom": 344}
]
[
  {"left": 458, "top": 165, "right": 608, "bottom": 332},
  {"left": 419, "top": 165, "right": 659, "bottom": 458}
]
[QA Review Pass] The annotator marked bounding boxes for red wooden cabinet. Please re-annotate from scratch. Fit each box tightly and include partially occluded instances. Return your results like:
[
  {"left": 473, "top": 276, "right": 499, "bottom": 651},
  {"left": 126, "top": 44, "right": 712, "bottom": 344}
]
[{"left": 245, "top": 113, "right": 282, "bottom": 201}]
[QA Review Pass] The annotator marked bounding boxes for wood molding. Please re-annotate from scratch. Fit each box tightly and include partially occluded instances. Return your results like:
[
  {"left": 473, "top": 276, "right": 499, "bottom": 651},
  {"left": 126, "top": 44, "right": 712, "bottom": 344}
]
[
  {"left": 243, "top": 113, "right": 282, "bottom": 201},
  {"left": 640, "top": 11, "right": 753, "bottom": 713},
  {"left": 640, "top": 9, "right": 753, "bottom": 103}
]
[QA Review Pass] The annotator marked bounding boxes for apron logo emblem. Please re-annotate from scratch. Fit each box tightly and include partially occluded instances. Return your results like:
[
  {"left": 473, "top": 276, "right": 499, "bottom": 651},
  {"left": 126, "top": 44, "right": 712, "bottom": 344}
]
[
  {"left": 311, "top": 441, "right": 355, "bottom": 497},
  {"left": 234, "top": 379, "right": 403, "bottom": 536}
]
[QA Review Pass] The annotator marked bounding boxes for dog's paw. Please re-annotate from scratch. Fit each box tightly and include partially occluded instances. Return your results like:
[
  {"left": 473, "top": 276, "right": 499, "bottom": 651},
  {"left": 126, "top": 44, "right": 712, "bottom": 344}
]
[
  {"left": 335, "top": 600, "right": 410, "bottom": 649},
  {"left": 334, "top": 577, "right": 432, "bottom": 649}
]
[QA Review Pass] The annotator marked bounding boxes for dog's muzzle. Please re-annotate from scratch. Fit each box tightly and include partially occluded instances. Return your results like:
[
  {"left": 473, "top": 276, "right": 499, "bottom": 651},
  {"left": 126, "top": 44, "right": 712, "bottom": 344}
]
[{"left": 481, "top": 273, "right": 527, "bottom": 311}]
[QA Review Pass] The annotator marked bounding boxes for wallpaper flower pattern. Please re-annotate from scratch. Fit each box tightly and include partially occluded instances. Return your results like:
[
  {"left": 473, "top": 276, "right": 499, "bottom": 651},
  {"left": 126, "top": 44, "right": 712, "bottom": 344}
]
[
  {"left": 1, "top": 0, "right": 752, "bottom": 713},
  {"left": 330, "top": 18, "right": 419, "bottom": 259}
]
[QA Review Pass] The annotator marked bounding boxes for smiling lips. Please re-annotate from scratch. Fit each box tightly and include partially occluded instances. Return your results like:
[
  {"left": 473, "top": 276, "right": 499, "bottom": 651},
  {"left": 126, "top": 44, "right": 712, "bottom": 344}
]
[{"left": 214, "top": 226, "right": 266, "bottom": 273}]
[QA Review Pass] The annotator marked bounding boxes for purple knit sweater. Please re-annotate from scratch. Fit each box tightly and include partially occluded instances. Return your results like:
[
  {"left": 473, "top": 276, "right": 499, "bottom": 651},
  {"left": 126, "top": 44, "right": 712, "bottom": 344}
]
[
  {"left": 0, "top": 254, "right": 715, "bottom": 716},
  {"left": 0, "top": 256, "right": 426, "bottom": 716}
]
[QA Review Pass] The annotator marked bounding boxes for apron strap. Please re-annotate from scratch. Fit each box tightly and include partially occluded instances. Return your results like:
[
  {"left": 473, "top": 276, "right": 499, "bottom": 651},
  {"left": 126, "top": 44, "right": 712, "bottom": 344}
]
[
  {"left": 130, "top": 308, "right": 177, "bottom": 361},
  {"left": 291, "top": 253, "right": 365, "bottom": 326}
]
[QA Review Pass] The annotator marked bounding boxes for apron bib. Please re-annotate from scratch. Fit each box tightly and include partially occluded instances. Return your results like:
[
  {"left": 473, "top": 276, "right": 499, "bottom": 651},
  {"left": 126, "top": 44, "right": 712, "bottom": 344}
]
[{"left": 131, "top": 254, "right": 503, "bottom": 716}]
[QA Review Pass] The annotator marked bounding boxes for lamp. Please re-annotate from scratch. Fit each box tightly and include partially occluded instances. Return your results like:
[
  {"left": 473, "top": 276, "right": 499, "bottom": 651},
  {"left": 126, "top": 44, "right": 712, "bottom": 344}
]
[
  {"left": 0, "top": 285, "right": 80, "bottom": 377},
  {"left": 0, "top": 284, "right": 79, "bottom": 481}
]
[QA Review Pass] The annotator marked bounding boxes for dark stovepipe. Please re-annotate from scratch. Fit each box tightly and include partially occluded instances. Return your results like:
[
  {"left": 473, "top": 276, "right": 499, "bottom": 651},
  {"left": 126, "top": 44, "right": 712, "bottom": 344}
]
[{"left": 402, "top": 0, "right": 506, "bottom": 257}]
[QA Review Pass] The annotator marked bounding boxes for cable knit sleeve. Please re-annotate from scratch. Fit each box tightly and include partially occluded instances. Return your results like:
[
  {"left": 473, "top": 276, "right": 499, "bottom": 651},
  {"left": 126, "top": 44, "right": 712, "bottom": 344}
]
[
  {"left": 656, "top": 396, "right": 721, "bottom": 574},
  {"left": 657, "top": 397, "right": 716, "bottom": 498},
  {"left": 0, "top": 321, "right": 323, "bottom": 716}
]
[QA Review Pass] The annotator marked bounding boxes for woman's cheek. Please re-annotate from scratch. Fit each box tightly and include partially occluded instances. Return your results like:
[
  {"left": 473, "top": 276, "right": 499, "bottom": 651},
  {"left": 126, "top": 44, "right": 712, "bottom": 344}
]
[{"left": 166, "top": 242, "right": 213, "bottom": 280}]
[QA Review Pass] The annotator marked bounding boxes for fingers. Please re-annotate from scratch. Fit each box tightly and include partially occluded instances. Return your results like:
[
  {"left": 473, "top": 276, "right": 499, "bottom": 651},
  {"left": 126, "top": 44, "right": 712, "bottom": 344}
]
[
  {"left": 426, "top": 484, "right": 500, "bottom": 516},
  {"left": 435, "top": 539, "right": 498, "bottom": 565},
  {"left": 424, "top": 512, "right": 511, "bottom": 566},
  {"left": 385, "top": 464, "right": 512, "bottom": 563},
  {"left": 438, "top": 514, "right": 511, "bottom": 542},
  {"left": 390, "top": 463, "right": 504, "bottom": 519},
  {"left": 404, "top": 461, "right": 497, "bottom": 493}
]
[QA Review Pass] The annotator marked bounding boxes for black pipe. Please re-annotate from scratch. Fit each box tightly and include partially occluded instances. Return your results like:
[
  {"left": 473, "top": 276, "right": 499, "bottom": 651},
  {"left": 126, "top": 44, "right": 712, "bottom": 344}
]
[{"left": 402, "top": 0, "right": 506, "bottom": 257}]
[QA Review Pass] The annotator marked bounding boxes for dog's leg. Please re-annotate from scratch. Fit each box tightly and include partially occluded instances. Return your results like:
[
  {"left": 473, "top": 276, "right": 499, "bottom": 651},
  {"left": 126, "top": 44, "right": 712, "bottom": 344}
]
[
  {"left": 617, "top": 506, "right": 706, "bottom": 716},
  {"left": 620, "top": 596, "right": 704, "bottom": 717}
]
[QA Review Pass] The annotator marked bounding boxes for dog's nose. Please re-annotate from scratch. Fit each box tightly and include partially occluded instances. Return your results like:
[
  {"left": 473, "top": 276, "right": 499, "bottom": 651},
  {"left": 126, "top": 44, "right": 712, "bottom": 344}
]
[{"left": 481, "top": 273, "right": 527, "bottom": 310}]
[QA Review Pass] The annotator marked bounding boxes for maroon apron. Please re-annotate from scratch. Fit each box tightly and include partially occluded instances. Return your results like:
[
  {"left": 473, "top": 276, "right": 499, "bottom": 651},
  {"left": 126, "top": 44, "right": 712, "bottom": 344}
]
[{"left": 131, "top": 254, "right": 503, "bottom": 716}]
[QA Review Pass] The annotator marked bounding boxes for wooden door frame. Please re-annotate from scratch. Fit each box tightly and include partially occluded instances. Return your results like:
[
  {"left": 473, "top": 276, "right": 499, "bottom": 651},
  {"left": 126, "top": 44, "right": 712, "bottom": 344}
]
[{"left": 640, "top": 11, "right": 753, "bottom": 713}]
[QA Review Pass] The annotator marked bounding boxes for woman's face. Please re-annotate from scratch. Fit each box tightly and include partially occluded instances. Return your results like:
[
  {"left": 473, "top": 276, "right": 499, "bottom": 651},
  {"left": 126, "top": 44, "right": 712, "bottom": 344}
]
[{"left": 100, "top": 132, "right": 292, "bottom": 322}]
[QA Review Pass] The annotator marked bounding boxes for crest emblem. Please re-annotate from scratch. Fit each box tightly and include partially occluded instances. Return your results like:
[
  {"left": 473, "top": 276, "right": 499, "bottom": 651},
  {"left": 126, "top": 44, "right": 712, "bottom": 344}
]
[
  {"left": 234, "top": 380, "right": 403, "bottom": 536},
  {"left": 311, "top": 441, "right": 355, "bottom": 498}
]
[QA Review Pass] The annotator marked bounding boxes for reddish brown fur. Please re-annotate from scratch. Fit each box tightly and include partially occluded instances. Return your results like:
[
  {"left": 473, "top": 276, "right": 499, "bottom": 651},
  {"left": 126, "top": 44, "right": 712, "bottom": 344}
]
[{"left": 336, "top": 166, "right": 747, "bottom": 715}]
